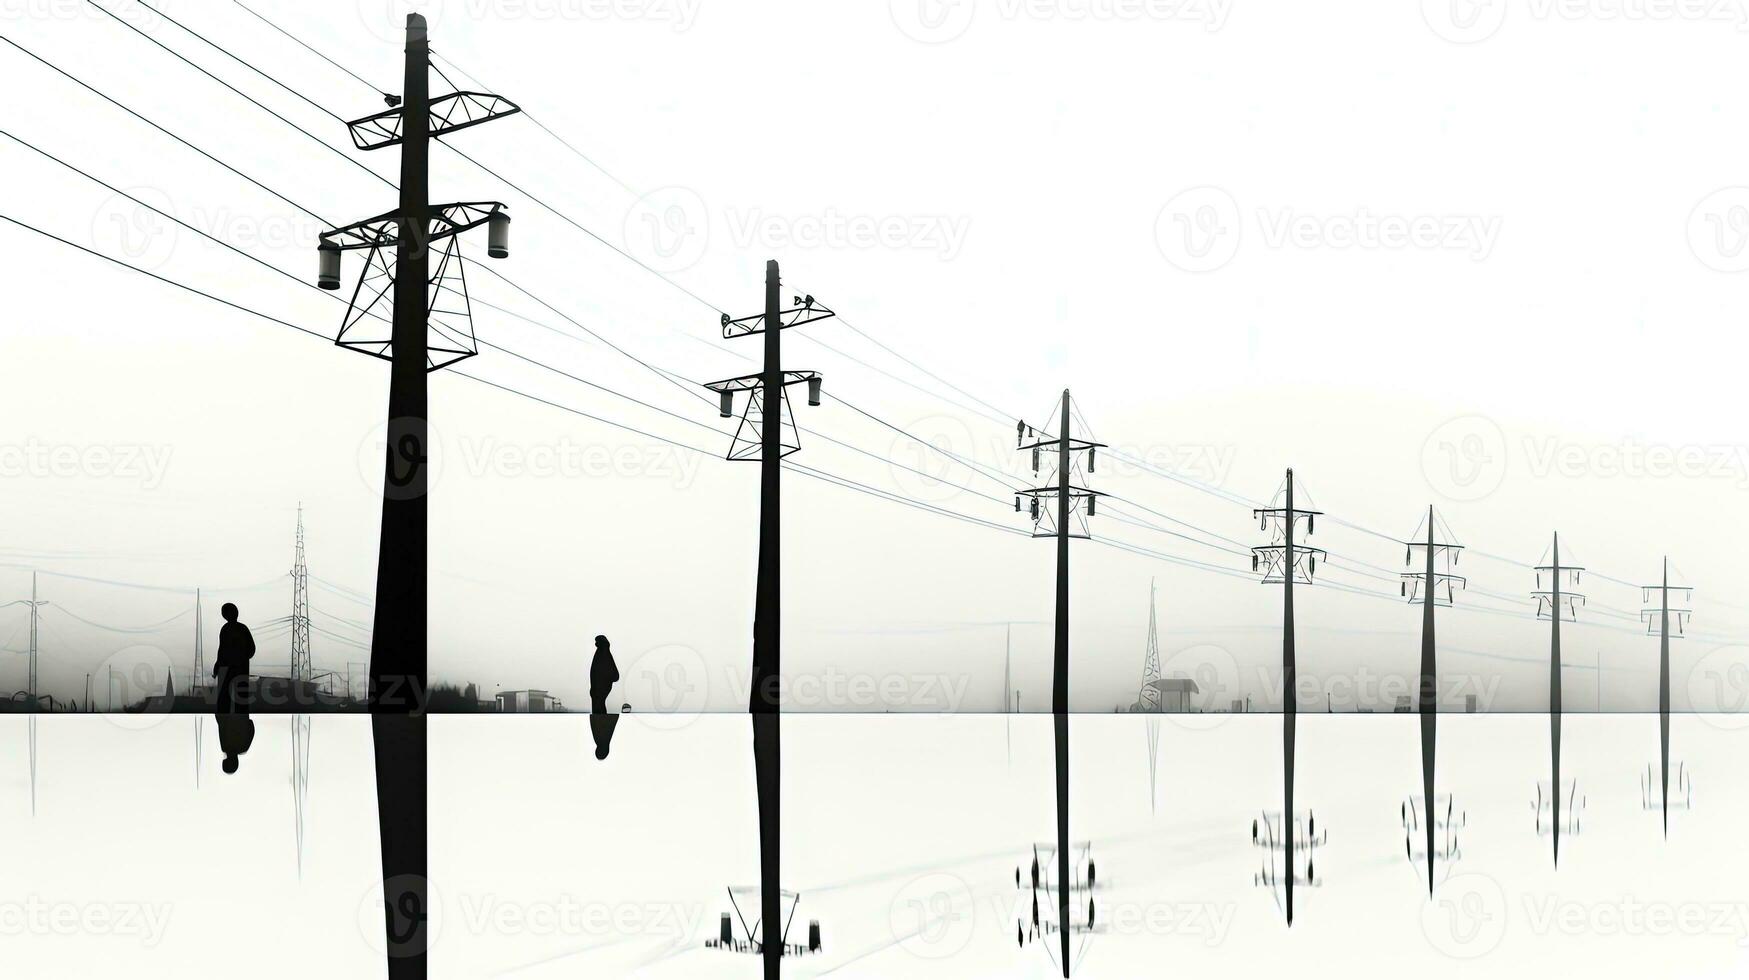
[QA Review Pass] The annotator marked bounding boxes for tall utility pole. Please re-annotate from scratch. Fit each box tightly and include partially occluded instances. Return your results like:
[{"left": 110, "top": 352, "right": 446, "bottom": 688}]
[
  {"left": 291, "top": 505, "right": 312, "bottom": 689},
  {"left": 1251, "top": 468, "right": 1324, "bottom": 926},
  {"left": 194, "top": 587, "right": 204, "bottom": 786},
  {"left": 1532, "top": 533, "right": 1584, "bottom": 867},
  {"left": 1016, "top": 391, "right": 1103, "bottom": 977},
  {"left": 315, "top": 15, "right": 517, "bottom": 977},
  {"left": 703, "top": 259, "right": 830, "bottom": 980},
  {"left": 1641, "top": 558, "right": 1691, "bottom": 839},
  {"left": 1400, "top": 506, "right": 1464, "bottom": 896}
]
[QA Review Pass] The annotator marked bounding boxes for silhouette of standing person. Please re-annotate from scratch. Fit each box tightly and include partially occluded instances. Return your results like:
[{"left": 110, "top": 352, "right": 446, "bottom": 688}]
[
  {"left": 589, "top": 635, "right": 619, "bottom": 715},
  {"left": 212, "top": 602, "right": 255, "bottom": 714}
]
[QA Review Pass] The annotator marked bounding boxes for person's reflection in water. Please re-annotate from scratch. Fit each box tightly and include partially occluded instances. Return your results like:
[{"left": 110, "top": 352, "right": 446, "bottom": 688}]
[
  {"left": 211, "top": 602, "right": 256, "bottom": 775},
  {"left": 216, "top": 711, "right": 255, "bottom": 774},
  {"left": 589, "top": 712, "right": 619, "bottom": 760}
]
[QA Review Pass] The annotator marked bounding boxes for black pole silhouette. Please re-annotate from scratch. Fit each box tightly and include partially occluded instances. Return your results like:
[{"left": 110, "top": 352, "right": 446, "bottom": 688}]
[
  {"left": 1281, "top": 473, "right": 1296, "bottom": 926},
  {"left": 373, "top": 20, "right": 431, "bottom": 975},
  {"left": 1418, "top": 509, "right": 1435, "bottom": 893},
  {"left": 702, "top": 260, "right": 830, "bottom": 979},
  {"left": 1402, "top": 504, "right": 1463, "bottom": 897},
  {"left": 1533, "top": 533, "right": 1583, "bottom": 868},
  {"left": 1016, "top": 391, "right": 1101, "bottom": 976},
  {"left": 1052, "top": 391, "right": 1071, "bottom": 976},
  {"left": 1641, "top": 557, "right": 1691, "bottom": 840},
  {"left": 754, "top": 260, "right": 781, "bottom": 979},
  {"left": 1251, "top": 468, "right": 1323, "bottom": 925},
  {"left": 314, "top": 14, "right": 517, "bottom": 976}
]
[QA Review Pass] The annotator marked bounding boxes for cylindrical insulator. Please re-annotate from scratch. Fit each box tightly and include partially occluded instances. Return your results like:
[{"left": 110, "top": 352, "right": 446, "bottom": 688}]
[
  {"left": 1030, "top": 499, "right": 1039, "bottom": 520},
  {"left": 807, "top": 376, "right": 822, "bottom": 407},
  {"left": 1014, "top": 496, "right": 1021, "bottom": 513},
  {"left": 488, "top": 210, "right": 511, "bottom": 259},
  {"left": 717, "top": 390, "right": 734, "bottom": 418},
  {"left": 1087, "top": 495, "right": 1096, "bottom": 516},
  {"left": 1031, "top": 447, "right": 1040, "bottom": 472},
  {"left": 1088, "top": 447, "right": 1096, "bottom": 472},
  {"left": 318, "top": 242, "right": 341, "bottom": 290}
]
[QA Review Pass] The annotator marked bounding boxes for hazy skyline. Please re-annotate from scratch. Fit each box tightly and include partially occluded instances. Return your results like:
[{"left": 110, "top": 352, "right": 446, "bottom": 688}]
[{"left": 3, "top": 2, "right": 1749, "bottom": 715}]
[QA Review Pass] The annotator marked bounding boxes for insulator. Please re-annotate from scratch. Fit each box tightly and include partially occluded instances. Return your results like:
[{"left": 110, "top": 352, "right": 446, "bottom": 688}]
[
  {"left": 717, "top": 390, "right": 734, "bottom": 418},
  {"left": 1401, "top": 582, "right": 1407, "bottom": 597},
  {"left": 1405, "top": 547, "right": 1411, "bottom": 566},
  {"left": 1087, "top": 495, "right": 1096, "bottom": 517},
  {"left": 1252, "top": 554, "right": 1259, "bottom": 572},
  {"left": 1032, "top": 447, "right": 1040, "bottom": 472},
  {"left": 487, "top": 210, "right": 511, "bottom": 259},
  {"left": 1017, "top": 420, "right": 1025, "bottom": 448},
  {"left": 806, "top": 376, "right": 822, "bottom": 407},
  {"left": 720, "top": 312, "right": 732, "bottom": 329},
  {"left": 1014, "top": 496, "right": 1021, "bottom": 513},
  {"left": 1308, "top": 556, "right": 1316, "bottom": 575},
  {"left": 1088, "top": 447, "right": 1096, "bottom": 472},
  {"left": 1447, "top": 582, "right": 1455, "bottom": 603},
  {"left": 1260, "top": 516, "right": 1267, "bottom": 531},
  {"left": 1307, "top": 514, "right": 1315, "bottom": 535},
  {"left": 317, "top": 242, "right": 341, "bottom": 290},
  {"left": 1030, "top": 499, "right": 1039, "bottom": 520}
]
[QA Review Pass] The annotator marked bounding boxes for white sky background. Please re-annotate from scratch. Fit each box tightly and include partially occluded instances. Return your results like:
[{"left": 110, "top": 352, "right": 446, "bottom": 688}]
[{"left": 3, "top": 0, "right": 1749, "bottom": 712}]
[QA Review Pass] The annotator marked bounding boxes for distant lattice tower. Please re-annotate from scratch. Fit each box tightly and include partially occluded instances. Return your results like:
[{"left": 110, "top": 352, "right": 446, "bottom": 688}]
[
  {"left": 291, "top": 504, "right": 312, "bottom": 685},
  {"left": 1139, "top": 580, "right": 1162, "bottom": 711}
]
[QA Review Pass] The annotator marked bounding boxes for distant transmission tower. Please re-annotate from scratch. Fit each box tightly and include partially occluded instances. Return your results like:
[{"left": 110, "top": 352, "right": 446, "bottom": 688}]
[
  {"left": 291, "top": 505, "right": 312, "bottom": 687},
  {"left": 1251, "top": 468, "right": 1324, "bottom": 926},
  {"left": 1401, "top": 505, "right": 1464, "bottom": 896},
  {"left": 1532, "top": 533, "right": 1584, "bottom": 867},
  {"left": 1641, "top": 557, "right": 1691, "bottom": 840},
  {"left": 1140, "top": 580, "right": 1162, "bottom": 814}
]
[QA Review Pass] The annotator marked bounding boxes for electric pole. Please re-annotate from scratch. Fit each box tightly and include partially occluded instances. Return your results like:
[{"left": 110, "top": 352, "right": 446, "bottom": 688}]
[
  {"left": 703, "top": 259, "right": 831, "bottom": 980},
  {"left": 315, "top": 14, "right": 517, "bottom": 976},
  {"left": 1251, "top": 468, "right": 1323, "bottom": 926},
  {"left": 1640, "top": 558, "right": 1691, "bottom": 839},
  {"left": 1016, "top": 390, "right": 1103, "bottom": 977},
  {"left": 1400, "top": 505, "right": 1464, "bottom": 896},
  {"left": 1532, "top": 533, "right": 1584, "bottom": 867}
]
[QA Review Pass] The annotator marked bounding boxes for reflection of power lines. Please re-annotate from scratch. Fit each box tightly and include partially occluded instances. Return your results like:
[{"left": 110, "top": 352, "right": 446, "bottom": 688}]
[
  {"left": 1533, "top": 781, "right": 1585, "bottom": 838},
  {"left": 1252, "top": 811, "right": 1326, "bottom": 916},
  {"left": 1014, "top": 841, "right": 1101, "bottom": 976},
  {"left": 1533, "top": 534, "right": 1584, "bottom": 867},
  {"left": 704, "top": 886, "right": 822, "bottom": 959},
  {"left": 1401, "top": 794, "right": 1465, "bottom": 887}
]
